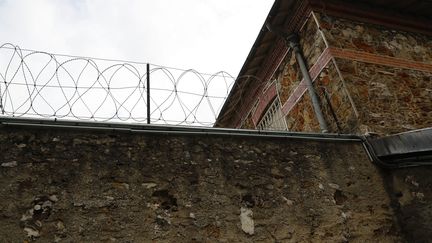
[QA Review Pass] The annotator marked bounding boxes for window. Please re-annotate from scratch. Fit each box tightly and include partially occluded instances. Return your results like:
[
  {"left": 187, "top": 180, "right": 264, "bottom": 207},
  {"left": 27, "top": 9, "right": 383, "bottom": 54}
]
[{"left": 256, "top": 98, "right": 287, "bottom": 131}]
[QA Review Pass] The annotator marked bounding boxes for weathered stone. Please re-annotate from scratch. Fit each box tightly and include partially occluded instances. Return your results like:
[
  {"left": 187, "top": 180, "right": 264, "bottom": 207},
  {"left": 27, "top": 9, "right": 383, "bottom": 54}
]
[
  {"left": 49, "top": 195, "right": 58, "bottom": 202},
  {"left": 328, "top": 183, "right": 340, "bottom": 190},
  {"left": 0, "top": 126, "right": 411, "bottom": 242},
  {"left": 240, "top": 207, "right": 254, "bottom": 235},
  {"left": 16, "top": 143, "right": 26, "bottom": 148},
  {"left": 282, "top": 196, "right": 294, "bottom": 206},
  {"left": 1, "top": 161, "right": 17, "bottom": 167},
  {"left": 23, "top": 227, "right": 39, "bottom": 238},
  {"left": 142, "top": 182, "right": 157, "bottom": 189}
]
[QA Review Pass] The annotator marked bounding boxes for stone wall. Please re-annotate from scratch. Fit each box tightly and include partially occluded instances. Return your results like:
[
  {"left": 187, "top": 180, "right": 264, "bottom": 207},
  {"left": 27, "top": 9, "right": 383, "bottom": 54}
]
[
  {"left": 383, "top": 167, "right": 432, "bottom": 243},
  {"left": 335, "top": 59, "right": 432, "bottom": 134},
  {"left": 285, "top": 93, "right": 319, "bottom": 133},
  {"left": 318, "top": 14, "right": 432, "bottom": 63},
  {"left": 0, "top": 125, "right": 404, "bottom": 242},
  {"left": 245, "top": 12, "right": 432, "bottom": 135},
  {"left": 315, "top": 61, "right": 359, "bottom": 134},
  {"left": 316, "top": 13, "right": 432, "bottom": 135},
  {"left": 285, "top": 60, "right": 359, "bottom": 134}
]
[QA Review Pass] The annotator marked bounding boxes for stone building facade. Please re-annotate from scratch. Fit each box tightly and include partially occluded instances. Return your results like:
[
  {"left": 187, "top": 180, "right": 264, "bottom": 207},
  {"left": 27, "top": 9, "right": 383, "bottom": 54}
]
[{"left": 216, "top": 0, "right": 432, "bottom": 136}]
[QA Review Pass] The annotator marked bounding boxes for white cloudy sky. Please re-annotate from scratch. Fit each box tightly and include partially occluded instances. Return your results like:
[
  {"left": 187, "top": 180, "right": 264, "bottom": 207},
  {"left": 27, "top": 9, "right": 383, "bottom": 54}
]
[{"left": 0, "top": 0, "right": 274, "bottom": 76}]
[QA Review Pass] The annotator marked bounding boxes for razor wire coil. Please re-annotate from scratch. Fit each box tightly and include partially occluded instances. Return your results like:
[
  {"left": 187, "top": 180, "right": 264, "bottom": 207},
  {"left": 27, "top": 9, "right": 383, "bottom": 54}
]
[{"left": 0, "top": 43, "right": 235, "bottom": 126}]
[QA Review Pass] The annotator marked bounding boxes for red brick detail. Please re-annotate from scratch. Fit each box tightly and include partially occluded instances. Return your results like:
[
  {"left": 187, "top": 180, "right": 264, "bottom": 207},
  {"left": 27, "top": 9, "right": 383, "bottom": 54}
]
[
  {"left": 234, "top": 41, "right": 289, "bottom": 128},
  {"left": 232, "top": 1, "right": 312, "bottom": 128},
  {"left": 257, "top": 39, "right": 289, "bottom": 81},
  {"left": 329, "top": 48, "right": 432, "bottom": 73},
  {"left": 309, "top": 48, "right": 332, "bottom": 80},
  {"left": 229, "top": 1, "right": 313, "bottom": 128},
  {"left": 281, "top": 48, "right": 333, "bottom": 115},
  {"left": 280, "top": 47, "right": 432, "bottom": 117},
  {"left": 281, "top": 80, "right": 308, "bottom": 115},
  {"left": 251, "top": 83, "right": 277, "bottom": 125}
]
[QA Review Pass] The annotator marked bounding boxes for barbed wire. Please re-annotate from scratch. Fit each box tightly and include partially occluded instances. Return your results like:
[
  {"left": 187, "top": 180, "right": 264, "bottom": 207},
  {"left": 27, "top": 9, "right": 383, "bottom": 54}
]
[
  {"left": 0, "top": 43, "right": 235, "bottom": 126},
  {"left": 0, "top": 43, "right": 377, "bottom": 132}
]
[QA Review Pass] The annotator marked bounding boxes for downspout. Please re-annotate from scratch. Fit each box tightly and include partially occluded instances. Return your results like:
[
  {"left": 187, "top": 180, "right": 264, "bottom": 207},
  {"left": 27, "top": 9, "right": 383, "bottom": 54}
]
[{"left": 267, "top": 24, "right": 328, "bottom": 133}]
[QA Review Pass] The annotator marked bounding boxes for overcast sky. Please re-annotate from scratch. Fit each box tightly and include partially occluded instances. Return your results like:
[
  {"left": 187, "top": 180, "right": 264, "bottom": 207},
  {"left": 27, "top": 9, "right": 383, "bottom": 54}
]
[{"left": 0, "top": 0, "right": 274, "bottom": 76}]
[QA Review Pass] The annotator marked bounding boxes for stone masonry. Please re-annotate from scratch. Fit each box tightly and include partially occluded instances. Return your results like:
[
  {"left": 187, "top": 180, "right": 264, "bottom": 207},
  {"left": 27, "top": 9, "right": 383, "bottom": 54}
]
[
  {"left": 0, "top": 125, "right": 414, "bottom": 242},
  {"left": 240, "top": 12, "right": 432, "bottom": 136}
]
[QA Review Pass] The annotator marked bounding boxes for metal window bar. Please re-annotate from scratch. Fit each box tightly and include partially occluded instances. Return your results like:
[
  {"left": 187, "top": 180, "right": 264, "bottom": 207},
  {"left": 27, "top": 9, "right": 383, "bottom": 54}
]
[{"left": 257, "top": 98, "right": 288, "bottom": 131}]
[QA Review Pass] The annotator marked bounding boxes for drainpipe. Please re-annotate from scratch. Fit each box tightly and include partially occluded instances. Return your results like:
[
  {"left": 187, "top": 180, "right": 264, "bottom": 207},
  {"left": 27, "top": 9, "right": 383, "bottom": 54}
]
[
  {"left": 288, "top": 34, "right": 328, "bottom": 133},
  {"left": 266, "top": 23, "right": 328, "bottom": 133}
]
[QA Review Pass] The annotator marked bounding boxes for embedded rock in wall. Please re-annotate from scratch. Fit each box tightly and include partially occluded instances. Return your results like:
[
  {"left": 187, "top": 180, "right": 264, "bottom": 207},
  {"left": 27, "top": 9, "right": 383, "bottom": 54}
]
[{"left": 239, "top": 207, "right": 254, "bottom": 235}]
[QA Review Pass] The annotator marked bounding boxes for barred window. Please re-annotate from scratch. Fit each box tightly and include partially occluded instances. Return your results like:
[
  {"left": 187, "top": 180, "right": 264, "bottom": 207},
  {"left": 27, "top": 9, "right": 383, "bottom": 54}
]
[{"left": 256, "top": 98, "right": 287, "bottom": 131}]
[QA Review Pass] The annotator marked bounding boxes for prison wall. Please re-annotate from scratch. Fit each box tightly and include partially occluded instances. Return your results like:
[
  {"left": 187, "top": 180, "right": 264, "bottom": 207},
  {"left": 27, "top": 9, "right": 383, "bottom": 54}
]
[{"left": 0, "top": 125, "right": 406, "bottom": 242}]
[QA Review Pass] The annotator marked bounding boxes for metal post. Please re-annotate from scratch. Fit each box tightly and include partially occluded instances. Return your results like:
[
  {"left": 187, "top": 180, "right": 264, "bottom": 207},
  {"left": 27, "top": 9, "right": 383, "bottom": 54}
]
[{"left": 146, "top": 63, "right": 150, "bottom": 124}]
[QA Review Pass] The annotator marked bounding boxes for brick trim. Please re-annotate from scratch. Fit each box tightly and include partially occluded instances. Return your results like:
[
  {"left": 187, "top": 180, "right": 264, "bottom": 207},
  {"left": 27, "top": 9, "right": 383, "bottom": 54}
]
[
  {"left": 281, "top": 48, "right": 333, "bottom": 115},
  {"left": 219, "top": 0, "right": 432, "bottom": 128},
  {"left": 251, "top": 83, "right": 278, "bottom": 125},
  {"left": 329, "top": 48, "right": 432, "bottom": 73},
  {"left": 232, "top": 41, "right": 289, "bottom": 128},
  {"left": 248, "top": 46, "right": 335, "bottom": 125},
  {"left": 280, "top": 46, "right": 432, "bottom": 116},
  {"left": 257, "top": 39, "right": 289, "bottom": 82},
  {"left": 230, "top": 2, "right": 312, "bottom": 128}
]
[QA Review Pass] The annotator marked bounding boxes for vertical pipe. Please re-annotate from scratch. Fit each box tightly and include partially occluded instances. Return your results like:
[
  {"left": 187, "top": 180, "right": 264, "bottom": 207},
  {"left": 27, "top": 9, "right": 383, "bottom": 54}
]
[
  {"left": 146, "top": 63, "right": 150, "bottom": 124},
  {"left": 265, "top": 23, "right": 328, "bottom": 133},
  {"left": 288, "top": 35, "right": 328, "bottom": 133}
]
